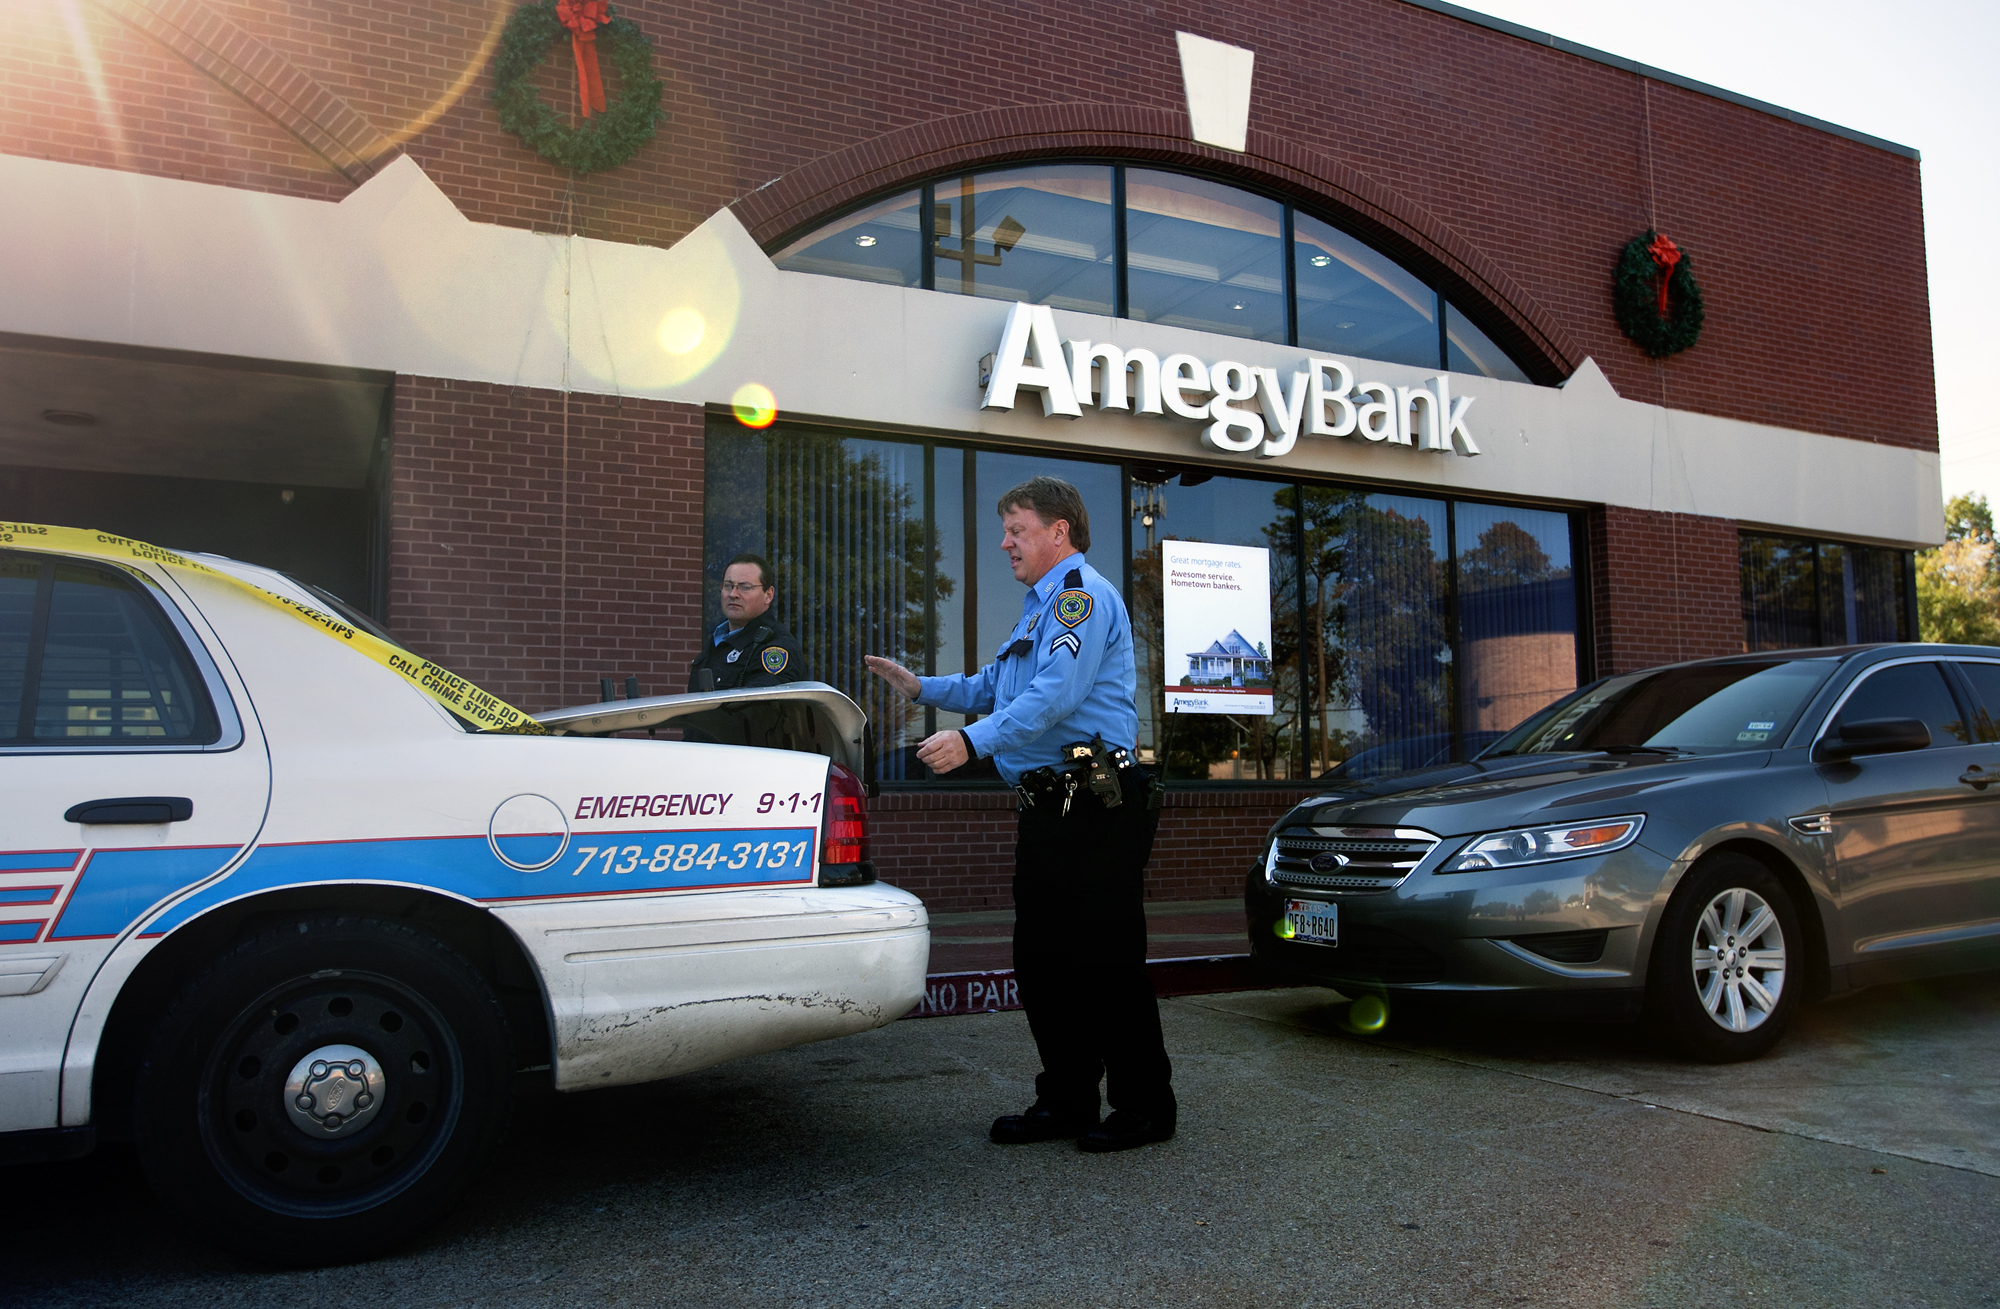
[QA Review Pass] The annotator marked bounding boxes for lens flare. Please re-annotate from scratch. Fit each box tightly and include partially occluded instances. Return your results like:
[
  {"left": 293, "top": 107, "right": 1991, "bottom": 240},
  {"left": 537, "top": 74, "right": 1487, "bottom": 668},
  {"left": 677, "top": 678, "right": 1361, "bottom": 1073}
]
[
  {"left": 1349, "top": 995, "right": 1388, "bottom": 1033},
  {"left": 732, "top": 383, "right": 778, "bottom": 428},
  {"left": 1274, "top": 918, "right": 1296, "bottom": 940},
  {"left": 657, "top": 307, "right": 706, "bottom": 355}
]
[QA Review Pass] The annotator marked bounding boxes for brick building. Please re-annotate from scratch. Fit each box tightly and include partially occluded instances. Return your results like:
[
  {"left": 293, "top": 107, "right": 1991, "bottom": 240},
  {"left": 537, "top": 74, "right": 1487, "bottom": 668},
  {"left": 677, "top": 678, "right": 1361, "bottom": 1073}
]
[{"left": 0, "top": 0, "right": 1940, "bottom": 910}]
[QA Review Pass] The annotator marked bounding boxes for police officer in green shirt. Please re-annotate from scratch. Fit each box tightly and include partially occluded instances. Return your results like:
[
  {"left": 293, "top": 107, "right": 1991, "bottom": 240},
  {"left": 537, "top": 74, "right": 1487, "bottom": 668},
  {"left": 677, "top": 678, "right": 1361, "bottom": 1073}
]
[{"left": 688, "top": 553, "right": 808, "bottom": 692}]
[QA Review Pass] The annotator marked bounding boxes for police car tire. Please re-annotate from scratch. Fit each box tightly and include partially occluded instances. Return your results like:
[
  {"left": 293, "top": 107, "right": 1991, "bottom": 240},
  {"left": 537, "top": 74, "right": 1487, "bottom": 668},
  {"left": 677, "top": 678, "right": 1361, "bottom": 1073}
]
[
  {"left": 1645, "top": 854, "right": 1802, "bottom": 1064},
  {"left": 133, "top": 914, "right": 515, "bottom": 1265}
]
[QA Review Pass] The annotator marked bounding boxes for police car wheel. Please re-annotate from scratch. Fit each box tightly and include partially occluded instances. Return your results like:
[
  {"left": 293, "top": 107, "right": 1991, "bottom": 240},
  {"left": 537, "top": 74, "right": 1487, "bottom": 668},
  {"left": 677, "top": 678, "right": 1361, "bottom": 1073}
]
[{"left": 134, "top": 914, "right": 515, "bottom": 1265}]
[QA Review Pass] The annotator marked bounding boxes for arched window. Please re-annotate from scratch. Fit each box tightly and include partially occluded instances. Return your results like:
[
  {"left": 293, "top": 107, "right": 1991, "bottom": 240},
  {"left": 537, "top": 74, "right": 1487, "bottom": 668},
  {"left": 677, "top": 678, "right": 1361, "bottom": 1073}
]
[{"left": 772, "top": 162, "right": 1532, "bottom": 382}]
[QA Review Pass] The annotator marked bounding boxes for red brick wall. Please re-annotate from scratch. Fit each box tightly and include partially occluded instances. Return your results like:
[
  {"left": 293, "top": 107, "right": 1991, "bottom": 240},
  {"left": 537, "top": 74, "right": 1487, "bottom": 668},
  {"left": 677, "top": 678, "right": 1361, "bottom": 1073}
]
[
  {"left": 872, "top": 788, "right": 1309, "bottom": 912},
  {"left": 0, "top": 0, "right": 346, "bottom": 200},
  {"left": 1589, "top": 505, "right": 1743, "bottom": 675},
  {"left": 1, "top": 0, "right": 1934, "bottom": 450},
  {"left": 388, "top": 377, "right": 707, "bottom": 711}
]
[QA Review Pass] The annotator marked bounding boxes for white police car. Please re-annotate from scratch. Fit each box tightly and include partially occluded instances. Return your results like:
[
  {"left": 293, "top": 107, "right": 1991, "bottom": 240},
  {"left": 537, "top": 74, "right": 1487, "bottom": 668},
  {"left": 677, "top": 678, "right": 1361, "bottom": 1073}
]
[{"left": 0, "top": 526, "right": 928, "bottom": 1263}]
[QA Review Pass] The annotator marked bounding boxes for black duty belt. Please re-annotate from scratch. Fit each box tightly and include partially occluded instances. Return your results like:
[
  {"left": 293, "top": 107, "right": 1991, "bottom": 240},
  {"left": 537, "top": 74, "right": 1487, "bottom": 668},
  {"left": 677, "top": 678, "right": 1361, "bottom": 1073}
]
[{"left": 1014, "top": 736, "right": 1159, "bottom": 816}]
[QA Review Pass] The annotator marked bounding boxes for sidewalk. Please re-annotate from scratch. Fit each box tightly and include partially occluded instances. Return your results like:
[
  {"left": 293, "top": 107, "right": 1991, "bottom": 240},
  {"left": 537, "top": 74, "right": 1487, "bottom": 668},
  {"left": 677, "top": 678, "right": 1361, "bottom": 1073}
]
[{"left": 912, "top": 898, "right": 1270, "bottom": 1016}]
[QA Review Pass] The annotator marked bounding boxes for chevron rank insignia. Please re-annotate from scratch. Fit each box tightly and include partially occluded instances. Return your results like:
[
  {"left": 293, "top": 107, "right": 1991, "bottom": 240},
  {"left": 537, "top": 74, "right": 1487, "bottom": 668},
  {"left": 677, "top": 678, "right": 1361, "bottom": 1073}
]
[
  {"left": 1055, "top": 589, "right": 1092, "bottom": 627},
  {"left": 761, "top": 647, "right": 789, "bottom": 674},
  {"left": 1049, "top": 630, "right": 1082, "bottom": 657}
]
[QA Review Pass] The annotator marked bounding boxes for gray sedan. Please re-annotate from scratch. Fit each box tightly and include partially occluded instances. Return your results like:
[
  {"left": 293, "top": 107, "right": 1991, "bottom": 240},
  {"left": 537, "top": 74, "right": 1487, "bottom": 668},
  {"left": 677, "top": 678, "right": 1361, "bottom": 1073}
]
[{"left": 1246, "top": 643, "right": 2000, "bottom": 1060}]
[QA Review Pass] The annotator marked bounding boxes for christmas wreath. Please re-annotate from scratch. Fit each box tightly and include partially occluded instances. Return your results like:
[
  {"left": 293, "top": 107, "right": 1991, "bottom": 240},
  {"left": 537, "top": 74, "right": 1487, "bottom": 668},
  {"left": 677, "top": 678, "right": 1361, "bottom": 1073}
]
[
  {"left": 491, "top": 1, "right": 665, "bottom": 174},
  {"left": 1614, "top": 229, "right": 1704, "bottom": 358}
]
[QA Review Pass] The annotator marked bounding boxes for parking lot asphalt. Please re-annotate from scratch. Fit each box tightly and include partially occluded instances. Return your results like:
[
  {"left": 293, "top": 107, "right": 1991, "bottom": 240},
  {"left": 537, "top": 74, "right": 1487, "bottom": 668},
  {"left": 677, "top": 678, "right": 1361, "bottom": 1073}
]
[{"left": 7, "top": 971, "right": 1997, "bottom": 1309}]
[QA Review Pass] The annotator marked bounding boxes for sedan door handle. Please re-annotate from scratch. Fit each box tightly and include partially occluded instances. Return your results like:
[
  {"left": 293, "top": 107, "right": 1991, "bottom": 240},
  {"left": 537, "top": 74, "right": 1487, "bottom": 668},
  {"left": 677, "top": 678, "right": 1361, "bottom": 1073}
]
[
  {"left": 64, "top": 797, "right": 194, "bottom": 824},
  {"left": 1961, "top": 767, "right": 1995, "bottom": 791}
]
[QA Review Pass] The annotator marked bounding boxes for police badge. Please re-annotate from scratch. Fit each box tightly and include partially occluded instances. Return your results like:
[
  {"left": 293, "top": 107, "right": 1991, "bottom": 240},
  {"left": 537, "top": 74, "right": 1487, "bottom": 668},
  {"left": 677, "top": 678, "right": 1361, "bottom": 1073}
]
[{"left": 1055, "top": 588, "right": 1092, "bottom": 627}]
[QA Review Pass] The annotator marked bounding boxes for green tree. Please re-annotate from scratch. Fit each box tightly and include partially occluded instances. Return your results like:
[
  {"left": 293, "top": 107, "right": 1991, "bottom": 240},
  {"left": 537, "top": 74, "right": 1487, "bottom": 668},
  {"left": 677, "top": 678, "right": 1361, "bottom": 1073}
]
[
  {"left": 1918, "top": 538, "right": 2000, "bottom": 645},
  {"left": 1918, "top": 493, "right": 2000, "bottom": 646},
  {"left": 1945, "top": 492, "right": 1995, "bottom": 546},
  {"left": 1457, "top": 519, "right": 1558, "bottom": 590}
]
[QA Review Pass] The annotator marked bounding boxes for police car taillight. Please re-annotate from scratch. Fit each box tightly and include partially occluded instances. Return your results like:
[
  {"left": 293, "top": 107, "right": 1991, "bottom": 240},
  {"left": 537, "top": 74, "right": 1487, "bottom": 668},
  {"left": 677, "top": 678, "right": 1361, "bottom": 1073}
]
[{"left": 818, "top": 762, "right": 875, "bottom": 886}]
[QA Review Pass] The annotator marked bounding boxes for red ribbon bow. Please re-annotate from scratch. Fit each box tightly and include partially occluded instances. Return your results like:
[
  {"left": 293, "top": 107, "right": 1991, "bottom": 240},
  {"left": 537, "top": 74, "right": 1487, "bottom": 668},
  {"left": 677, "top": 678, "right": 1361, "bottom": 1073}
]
[
  {"left": 556, "top": 0, "right": 609, "bottom": 118},
  {"left": 1648, "top": 234, "right": 1682, "bottom": 317}
]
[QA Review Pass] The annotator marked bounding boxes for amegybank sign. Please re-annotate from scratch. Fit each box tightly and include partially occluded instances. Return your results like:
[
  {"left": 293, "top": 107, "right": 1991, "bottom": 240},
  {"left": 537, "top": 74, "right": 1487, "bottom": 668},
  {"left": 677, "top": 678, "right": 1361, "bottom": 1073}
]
[{"left": 978, "top": 302, "right": 1481, "bottom": 461}]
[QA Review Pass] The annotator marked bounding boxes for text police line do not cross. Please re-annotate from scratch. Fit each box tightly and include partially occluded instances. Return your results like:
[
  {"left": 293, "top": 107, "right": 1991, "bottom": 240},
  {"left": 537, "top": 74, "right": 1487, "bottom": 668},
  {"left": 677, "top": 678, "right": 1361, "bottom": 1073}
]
[{"left": 979, "top": 301, "right": 1479, "bottom": 459}]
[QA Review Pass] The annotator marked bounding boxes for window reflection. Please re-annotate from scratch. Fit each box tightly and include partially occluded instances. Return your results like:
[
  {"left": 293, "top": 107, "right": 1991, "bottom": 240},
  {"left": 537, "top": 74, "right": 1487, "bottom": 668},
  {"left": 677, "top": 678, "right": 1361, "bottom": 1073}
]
[
  {"left": 1454, "top": 502, "right": 1577, "bottom": 736},
  {"left": 933, "top": 166, "right": 1115, "bottom": 315},
  {"left": 1306, "top": 494, "right": 1452, "bottom": 776},
  {"left": 1293, "top": 213, "right": 1438, "bottom": 368},
  {"left": 1740, "top": 533, "right": 1910, "bottom": 650},
  {"left": 705, "top": 419, "right": 1584, "bottom": 787},
  {"left": 705, "top": 425, "right": 944, "bottom": 780},
  {"left": 1129, "top": 473, "right": 1302, "bottom": 779},
  {"left": 1125, "top": 170, "right": 1285, "bottom": 342},
  {"left": 1445, "top": 303, "right": 1530, "bottom": 383},
  {"left": 773, "top": 188, "right": 922, "bottom": 287}
]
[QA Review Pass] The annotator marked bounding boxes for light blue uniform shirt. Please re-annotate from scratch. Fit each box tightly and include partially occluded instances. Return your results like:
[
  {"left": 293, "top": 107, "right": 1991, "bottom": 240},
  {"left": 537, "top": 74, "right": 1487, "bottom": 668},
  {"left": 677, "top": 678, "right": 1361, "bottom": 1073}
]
[{"left": 916, "top": 551, "right": 1139, "bottom": 785}]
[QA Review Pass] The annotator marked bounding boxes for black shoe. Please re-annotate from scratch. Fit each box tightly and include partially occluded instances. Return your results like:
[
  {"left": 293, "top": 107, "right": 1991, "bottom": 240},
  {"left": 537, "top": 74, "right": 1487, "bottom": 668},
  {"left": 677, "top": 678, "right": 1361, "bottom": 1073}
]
[
  {"left": 1077, "top": 1109, "right": 1176, "bottom": 1153},
  {"left": 990, "top": 1103, "right": 1098, "bottom": 1144}
]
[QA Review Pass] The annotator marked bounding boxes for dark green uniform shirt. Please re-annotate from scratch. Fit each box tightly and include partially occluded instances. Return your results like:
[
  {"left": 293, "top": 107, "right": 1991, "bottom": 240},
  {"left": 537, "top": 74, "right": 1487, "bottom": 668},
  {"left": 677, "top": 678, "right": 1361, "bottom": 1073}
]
[{"left": 687, "top": 617, "right": 808, "bottom": 693}]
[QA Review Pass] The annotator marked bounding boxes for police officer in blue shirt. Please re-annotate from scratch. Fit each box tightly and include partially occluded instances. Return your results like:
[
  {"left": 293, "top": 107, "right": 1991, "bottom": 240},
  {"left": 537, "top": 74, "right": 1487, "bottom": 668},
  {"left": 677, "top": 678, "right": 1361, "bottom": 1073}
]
[{"left": 866, "top": 476, "right": 1174, "bottom": 1152}]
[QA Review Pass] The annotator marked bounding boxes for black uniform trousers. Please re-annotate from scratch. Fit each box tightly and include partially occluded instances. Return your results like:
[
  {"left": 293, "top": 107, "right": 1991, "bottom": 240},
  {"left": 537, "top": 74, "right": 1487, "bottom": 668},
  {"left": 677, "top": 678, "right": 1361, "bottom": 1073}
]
[{"left": 1011, "top": 767, "right": 1174, "bottom": 1120}]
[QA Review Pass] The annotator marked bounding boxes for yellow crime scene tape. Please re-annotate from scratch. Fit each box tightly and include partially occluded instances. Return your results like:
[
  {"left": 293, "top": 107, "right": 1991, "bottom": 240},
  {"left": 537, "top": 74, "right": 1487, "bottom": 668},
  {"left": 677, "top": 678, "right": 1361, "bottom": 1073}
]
[{"left": 0, "top": 522, "right": 548, "bottom": 735}]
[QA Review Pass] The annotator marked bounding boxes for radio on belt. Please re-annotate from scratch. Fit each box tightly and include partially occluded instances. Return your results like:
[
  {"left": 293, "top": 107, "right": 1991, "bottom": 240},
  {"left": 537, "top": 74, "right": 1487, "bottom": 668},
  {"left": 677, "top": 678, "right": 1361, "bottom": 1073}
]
[{"left": 1061, "top": 737, "right": 1126, "bottom": 810}]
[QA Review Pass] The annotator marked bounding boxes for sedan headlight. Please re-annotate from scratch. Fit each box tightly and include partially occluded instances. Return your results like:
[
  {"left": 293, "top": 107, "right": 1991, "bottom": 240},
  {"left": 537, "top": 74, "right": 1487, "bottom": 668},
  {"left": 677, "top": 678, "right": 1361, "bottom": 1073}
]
[{"left": 1443, "top": 816, "right": 1645, "bottom": 872}]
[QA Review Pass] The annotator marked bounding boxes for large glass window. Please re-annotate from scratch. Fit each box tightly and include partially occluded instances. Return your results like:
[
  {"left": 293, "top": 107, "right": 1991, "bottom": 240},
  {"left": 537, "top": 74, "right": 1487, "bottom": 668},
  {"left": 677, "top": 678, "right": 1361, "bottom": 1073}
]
[
  {"left": 1125, "top": 170, "right": 1285, "bottom": 342},
  {"left": 1455, "top": 502, "right": 1578, "bottom": 741},
  {"left": 773, "top": 162, "right": 1538, "bottom": 380},
  {"left": 1741, "top": 533, "right": 1912, "bottom": 650},
  {"left": 932, "top": 166, "right": 1115, "bottom": 315},
  {"left": 771, "top": 188, "right": 923, "bottom": 287},
  {"left": 1292, "top": 212, "right": 1437, "bottom": 369},
  {"left": 705, "top": 420, "right": 1585, "bottom": 786},
  {"left": 1130, "top": 473, "right": 1302, "bottom": 779}
]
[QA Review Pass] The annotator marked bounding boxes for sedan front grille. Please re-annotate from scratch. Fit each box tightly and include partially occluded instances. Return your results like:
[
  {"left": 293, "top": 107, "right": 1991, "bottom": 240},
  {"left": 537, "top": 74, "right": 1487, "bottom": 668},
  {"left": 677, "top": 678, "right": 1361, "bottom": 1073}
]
[{"left": 1269, "top": 826, "right": 1439, "bottom": 894}]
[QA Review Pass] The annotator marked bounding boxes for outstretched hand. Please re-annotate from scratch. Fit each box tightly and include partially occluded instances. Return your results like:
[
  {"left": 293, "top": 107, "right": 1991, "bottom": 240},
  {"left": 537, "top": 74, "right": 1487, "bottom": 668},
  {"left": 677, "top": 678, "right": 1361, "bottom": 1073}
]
[
  {"left": 915, "top": 730, "right": 970, "bottom": 774},
  {"left": 863, "top": 655, "right": 921, "bottom": 699}
]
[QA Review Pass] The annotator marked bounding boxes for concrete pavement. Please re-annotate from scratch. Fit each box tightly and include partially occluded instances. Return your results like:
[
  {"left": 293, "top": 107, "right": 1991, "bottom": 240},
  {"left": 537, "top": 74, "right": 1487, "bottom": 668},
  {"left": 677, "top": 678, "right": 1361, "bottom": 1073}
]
[{"left": 6, "top": 971, "right": 1997, "bottom": 1307}]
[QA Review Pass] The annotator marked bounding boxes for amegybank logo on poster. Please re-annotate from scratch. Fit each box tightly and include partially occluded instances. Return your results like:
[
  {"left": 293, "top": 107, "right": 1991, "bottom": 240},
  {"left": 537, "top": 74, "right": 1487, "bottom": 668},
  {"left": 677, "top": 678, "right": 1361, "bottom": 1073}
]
[{"left": 1161, "top": 541, "right": 1274, "bottom": 715}]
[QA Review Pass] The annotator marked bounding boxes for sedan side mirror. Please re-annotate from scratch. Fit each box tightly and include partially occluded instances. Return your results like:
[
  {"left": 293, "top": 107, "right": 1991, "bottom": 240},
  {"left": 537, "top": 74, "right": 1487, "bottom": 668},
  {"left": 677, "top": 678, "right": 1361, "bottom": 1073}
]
[{"left": 1814, "top": 716, "right": 1932, "bottom": 763}]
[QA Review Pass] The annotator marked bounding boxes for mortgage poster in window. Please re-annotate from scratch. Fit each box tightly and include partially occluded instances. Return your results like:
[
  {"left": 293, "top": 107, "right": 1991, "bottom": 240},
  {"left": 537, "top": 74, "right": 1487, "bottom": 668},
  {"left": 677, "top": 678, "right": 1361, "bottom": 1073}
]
[{"left": 1162, "top": 540, "right": 1274, "bottom": 714}]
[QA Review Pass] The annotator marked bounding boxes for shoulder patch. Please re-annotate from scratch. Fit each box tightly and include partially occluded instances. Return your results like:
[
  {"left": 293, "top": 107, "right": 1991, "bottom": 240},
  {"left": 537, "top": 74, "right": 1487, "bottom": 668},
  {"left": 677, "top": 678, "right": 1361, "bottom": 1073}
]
[
  {"left": 1055, "top": 589, "right": 1092, "bottom": 628},
  {"left": 760, "top": 646, "right": 789, "bottom": 675}
]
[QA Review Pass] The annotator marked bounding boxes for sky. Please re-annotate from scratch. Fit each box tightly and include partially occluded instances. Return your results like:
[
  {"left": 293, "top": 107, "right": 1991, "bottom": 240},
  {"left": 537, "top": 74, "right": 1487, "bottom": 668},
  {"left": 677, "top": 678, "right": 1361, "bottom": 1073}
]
[{"left": 1451, "top": 0, "right": 1999, "bottom": 525}]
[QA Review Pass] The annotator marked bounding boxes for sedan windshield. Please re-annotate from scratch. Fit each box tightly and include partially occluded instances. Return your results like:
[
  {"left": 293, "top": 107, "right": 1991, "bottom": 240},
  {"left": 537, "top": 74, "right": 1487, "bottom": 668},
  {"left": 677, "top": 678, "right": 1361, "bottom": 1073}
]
[{"left": 1486, "top": 659, "right": 1837, "bottom": 757}]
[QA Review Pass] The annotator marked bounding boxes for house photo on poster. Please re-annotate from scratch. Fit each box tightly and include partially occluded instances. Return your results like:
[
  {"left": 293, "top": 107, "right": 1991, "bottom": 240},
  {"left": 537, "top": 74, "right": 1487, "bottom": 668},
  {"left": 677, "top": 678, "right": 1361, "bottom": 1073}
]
[{"left": 1162, "top": 540, "right": 1275, "bottom": 715}]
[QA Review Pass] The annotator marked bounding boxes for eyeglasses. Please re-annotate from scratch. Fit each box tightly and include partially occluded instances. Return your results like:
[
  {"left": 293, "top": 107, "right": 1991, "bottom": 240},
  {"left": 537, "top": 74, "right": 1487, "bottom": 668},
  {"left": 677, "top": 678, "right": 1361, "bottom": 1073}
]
[{"left": 718, "top": 581, "right": 766, "bottom": 594}]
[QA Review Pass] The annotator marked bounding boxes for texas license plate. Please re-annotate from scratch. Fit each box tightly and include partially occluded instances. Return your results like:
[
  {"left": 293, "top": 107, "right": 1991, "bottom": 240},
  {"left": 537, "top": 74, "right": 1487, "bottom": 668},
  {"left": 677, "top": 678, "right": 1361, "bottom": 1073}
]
[{"left": 1284, "top": 898, "right": 1338, "bottom": 947}]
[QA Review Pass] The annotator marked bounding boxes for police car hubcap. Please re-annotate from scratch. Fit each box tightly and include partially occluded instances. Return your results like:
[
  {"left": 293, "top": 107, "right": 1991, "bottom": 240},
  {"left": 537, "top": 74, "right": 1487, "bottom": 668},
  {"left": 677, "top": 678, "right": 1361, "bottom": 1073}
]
[{"left": 284, "top": 1044, "right": 386, "bottom": 1137}]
